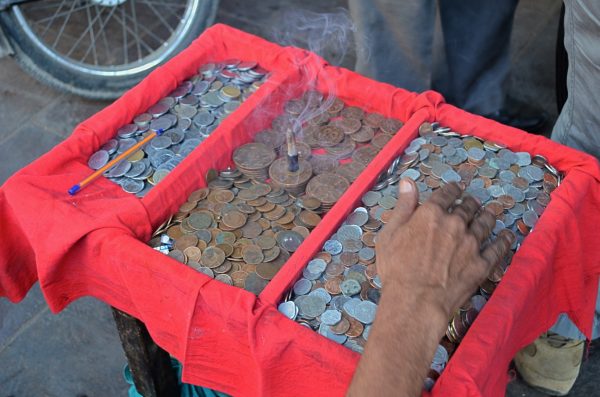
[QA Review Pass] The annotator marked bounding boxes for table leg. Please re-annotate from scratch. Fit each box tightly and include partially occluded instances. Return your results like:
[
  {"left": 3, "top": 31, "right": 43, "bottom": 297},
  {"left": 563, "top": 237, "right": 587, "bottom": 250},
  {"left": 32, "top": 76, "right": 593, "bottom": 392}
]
[{"left": 111, "top": 307, "right": 180, "bottom": 397}]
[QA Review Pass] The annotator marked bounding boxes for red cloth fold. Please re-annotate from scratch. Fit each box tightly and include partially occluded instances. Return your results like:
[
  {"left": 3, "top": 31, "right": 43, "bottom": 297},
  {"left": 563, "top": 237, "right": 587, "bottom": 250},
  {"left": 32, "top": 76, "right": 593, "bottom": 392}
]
[{"left": 1, "top": 24, "right": 599, "bottom": 397}]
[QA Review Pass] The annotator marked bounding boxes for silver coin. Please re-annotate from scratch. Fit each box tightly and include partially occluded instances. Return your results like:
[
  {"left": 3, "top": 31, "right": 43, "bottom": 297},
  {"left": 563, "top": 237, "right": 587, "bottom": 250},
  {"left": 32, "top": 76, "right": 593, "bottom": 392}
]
[
  {"left": 321, "top": 309, "right": 342, "bottom": 326},
  {"left": 306, "top": 259, "right": 327, "bottom": 275},
  {"left": 124, "top": 161, "right": 147, "bottom": 178},
  {"left": 100, "top": 139, "right": 119, "bottom": 155},
  {"left": 293, "top": 278, "right": 312, "bottom": 295},
  {"left": 323, "top": 239, "right": 343, "bottom": 255},
  {"left": 122, "top": 178, "right": 145, "bottom": 194},
  {"left": 278, "top": 301, "right": 298, "bottom": 320},
  {"left": 88, "top": 150, "right": 109, "bottom": 170},
  {"left": 117, "top": 124, "right": 138, "bottom": 138},
  {"left": 340, "top": 279, "right": 361, "bottom": 296},
  {"left": 308, "top": 288, "right": 332, "bottom": 304},
  {"left": 299, "top": 295, "right": 326, "bottom": 318},
  {"left": 522, "top": 210, "right": 539, "bottom": 228},
  {"left": 151, "top": 136, "right": 173, "bottom": 150},
  {"left": 106, "top": 160, "right": 131, "bottom": 178}
]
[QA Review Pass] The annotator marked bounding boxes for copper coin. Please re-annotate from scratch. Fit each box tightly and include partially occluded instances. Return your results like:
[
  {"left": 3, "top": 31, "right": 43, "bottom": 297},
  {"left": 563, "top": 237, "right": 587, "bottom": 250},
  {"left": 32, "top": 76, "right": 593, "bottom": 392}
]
[
  {"left": 241, "top": 244, "right": 264, "bottom": 264},
  {"left": 352, "top": 146, "right": 379, "bottom": 166},
  {"left": 297, "top": 196, "right": 322, "bottom": 211},
  {"left": 306, "top": 173, "right": 350, "bottom": 204},
  {"left": 255, "top": 235, "right": 276, "bottom": 250},
  {"left": 498, "top": 195, "right": 515, "bottom": 209},
  {"left": 183, "top": 246, "right": 202, "bottom": 262},
  {"left": 364, "top": 112, "right": 385, "bottom": 128},
  {"left": 340, "top": 252, "right": 359, "bottom": 267},
  {"left": 292, "top": 226, "right": 310, "bottom": 238},
  {"left": 263, "top": 246, "right": 281, "bottom": 262},
  {"left": 241, "top": 221, "right": 262, "bottom": 238},
  {"left": 371, "top": 133, "right": 392, "bottom": 150},
  {"left": 216, "top": 243, "right": 234, "bottom": 257},
  {"left": 222, "top": 210, "right": 248, "bottom": 229},
  {"left": 179, "top": 201, "right": 196, "bottom": 213},
  {"left": 167, "top": 225, "right": 184, "bottom": 239},
  {"left": 299, "top": 210, "right": 321, "bottom": 227},
  {"left": 341, "top": 106, "right": 364, "bottom": 120},
  {"left": 314, "top": 252, "right": 332, "bottom": 264},
  {"left": 315, "top": 125, "right": 344, "bottom": 147},
  {"left": 325, "top": 262, "right": 344, "bottom": 277},
  {"left": 484, "top": 201, "right": 505, "bottom": 217},
  {"left": 233, "top": 143, "right": 276, "bottom": 170},
  {"left": 361, "top": 232, "right": 376, "bottom": 247},
  {"left": 200, "top": 246, "right": 226, "bottom": 268},
  {"left": 339, "top": 117, "right": 362, "bottom": 135},
  {"left": 256, "top": 261, "right": 281, "bottom": 280},
  {"left": 336, "top": 162, "right": 365, "bottom": 182},
  {"left": 329, "top": 317, "right": 351, "bottom": 335},
  {"left": 324, "top": 278, "right": 342, "bottom": 295},
  {"left": 231, "top": 270, "right": 249, "bottom": 288},
  {"left": 174, "top": 234, "right": 199, "bottom": 251},
  {"left": 269, "top": 157, "right": 313, "bottom": 188},
  {"left": 244, "top": 272, "right": 269, "bottom": 295},
  {"left": 345, "top": 317, "right": 364, "bottom": 338},
  {"left": 350, "top": 126, "right": 375, "bottom": 143},
  {"left": 189, "top": 188, "right": 209, "bottom": 202},
  {"left": 213, "top": 260, "right": 233, "bottom": 274},
  {"left": 380, "top": 118, "right": 403, "bottom": 135},
  {"left": 213, "top": 189, "right": 235, "bottom": 203}
]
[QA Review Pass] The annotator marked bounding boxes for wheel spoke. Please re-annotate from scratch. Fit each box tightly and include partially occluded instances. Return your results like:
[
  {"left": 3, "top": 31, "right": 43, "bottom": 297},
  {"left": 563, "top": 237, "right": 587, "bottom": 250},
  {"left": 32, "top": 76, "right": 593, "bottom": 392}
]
[
  {"left": 40, "top": 0, "right": 67, "bottom": 39},
  {"left": 112, "top": 12, "right": 155, "bottom": 54},
  {"left": 121, "top": 5, "right": 128, "bottom": 64},
  {"left": 51, "top": 0, "right": 79, "bottom": 50},
  {"left": 66, "top": 4, "right": 114, "bottom": 59},
  {"left": 85, "top": 4, "right": 98, "bottom": 65},
  {"left": 130, "top": 0, "right": 143, "bottom": 61},
  {"left": 76, "top": 5, "right": 118, "bottom": 62},
  {"left": 93, "top": 5, "right": 112, "bottom": 64},
  {"left": 140, "top": 0, "right": 176, "bottom": 34}
]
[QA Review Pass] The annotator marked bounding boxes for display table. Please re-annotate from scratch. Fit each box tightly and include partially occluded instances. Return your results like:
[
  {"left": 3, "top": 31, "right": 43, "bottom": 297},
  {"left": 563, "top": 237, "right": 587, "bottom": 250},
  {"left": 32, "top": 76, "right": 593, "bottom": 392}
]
[{"left": 1, "top": 24, "right": 599, "bottom": 397}]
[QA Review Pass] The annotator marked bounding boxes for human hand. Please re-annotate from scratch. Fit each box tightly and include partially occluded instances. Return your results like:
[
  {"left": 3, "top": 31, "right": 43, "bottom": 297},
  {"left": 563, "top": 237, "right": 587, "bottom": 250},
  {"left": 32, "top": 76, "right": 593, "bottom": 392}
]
[{"left": 375, "top": 178, "right": 514, "bottom": 321}]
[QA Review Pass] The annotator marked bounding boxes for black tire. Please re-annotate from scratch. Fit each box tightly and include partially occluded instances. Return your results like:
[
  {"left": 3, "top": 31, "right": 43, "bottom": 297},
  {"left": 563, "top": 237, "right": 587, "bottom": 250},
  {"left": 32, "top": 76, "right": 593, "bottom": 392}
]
[{"left": 0, "top": 0, "right": 219, "bottom": 100}]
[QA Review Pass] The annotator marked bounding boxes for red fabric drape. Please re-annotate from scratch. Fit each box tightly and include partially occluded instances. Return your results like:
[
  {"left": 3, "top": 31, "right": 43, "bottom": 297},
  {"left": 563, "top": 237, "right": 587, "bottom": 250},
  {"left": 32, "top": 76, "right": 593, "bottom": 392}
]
[{"left": 1, "top": 24, "right": 599, "bottom": 397}]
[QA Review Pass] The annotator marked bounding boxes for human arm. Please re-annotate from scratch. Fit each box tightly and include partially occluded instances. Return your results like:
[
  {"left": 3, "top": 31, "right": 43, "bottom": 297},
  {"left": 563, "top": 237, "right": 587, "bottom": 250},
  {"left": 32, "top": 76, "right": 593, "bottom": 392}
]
[{"left": 347, "top": 179, "right": 514, "bottom": 397}]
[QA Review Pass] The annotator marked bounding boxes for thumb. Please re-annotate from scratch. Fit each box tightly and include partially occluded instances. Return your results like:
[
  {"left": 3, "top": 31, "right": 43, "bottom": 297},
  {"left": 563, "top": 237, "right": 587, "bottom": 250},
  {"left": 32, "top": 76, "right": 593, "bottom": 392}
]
[{"left": 388, "top": 178, "right": 418, "bottom": 226}]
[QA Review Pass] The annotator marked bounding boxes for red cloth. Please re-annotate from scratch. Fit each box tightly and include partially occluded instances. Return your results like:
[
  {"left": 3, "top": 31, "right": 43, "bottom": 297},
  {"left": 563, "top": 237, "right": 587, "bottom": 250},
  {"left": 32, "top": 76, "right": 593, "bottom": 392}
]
[{"left": 1, "top": 24, "right": 599, "bottom": 397}]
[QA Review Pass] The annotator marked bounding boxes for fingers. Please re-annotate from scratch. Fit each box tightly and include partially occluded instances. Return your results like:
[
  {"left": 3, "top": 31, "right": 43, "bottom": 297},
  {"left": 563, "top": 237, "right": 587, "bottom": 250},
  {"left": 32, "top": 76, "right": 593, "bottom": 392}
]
[
  {"left": 469, "top": 208, "right": 496, "bottom": 243},
  {"left": 451, "top": 196, "right": 481, "bottom": 225},
  {"left": 481, "top": 230, "right": 514, "bottom": 268},
  {"left": 386, "top": 178, "right": 418, "bottom": 228},
  {"left": 427, "top": 182, "right": 462, "bottom": 212}
]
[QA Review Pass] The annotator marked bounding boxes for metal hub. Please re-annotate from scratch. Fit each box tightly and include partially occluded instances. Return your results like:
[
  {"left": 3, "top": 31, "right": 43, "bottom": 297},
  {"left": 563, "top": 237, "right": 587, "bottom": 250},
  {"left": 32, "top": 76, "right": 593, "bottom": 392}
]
[{"left": 90, "top": 0, "right": 127, "bottom": 7}]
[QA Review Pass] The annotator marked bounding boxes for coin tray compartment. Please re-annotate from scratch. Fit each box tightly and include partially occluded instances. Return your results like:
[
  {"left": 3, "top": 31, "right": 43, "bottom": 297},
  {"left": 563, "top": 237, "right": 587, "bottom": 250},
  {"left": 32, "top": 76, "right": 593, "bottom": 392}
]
[{"left": 252, "top": 105, "right": 600, "bottom": 396}]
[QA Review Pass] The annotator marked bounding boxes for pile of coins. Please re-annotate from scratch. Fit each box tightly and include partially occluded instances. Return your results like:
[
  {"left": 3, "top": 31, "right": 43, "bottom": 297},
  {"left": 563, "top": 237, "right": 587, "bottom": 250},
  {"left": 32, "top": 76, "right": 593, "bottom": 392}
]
[
  {"left": 279, "top": 121, "right": 561, "bottom": 389},
  {"left": 149, "top": 168, "right": 328, "bottom": 295},
  {"left": 88, "top": 59, "right": 267, "bottom": 197},
  {"left": 234, "top": 90, "right": 405, "bottom": 211},
  {"left": 148, "top": 92, "right": 404, "bottom": 294}
]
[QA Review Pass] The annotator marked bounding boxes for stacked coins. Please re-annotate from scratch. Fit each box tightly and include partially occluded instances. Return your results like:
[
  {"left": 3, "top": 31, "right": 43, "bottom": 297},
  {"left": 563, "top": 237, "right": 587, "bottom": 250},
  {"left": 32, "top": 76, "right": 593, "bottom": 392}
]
[
  {"left": 87, "top": 59, "right": 267, "bottom": 197},
  {"left": 149, "top": 168, "right": 326, "bottom": 295},
  {"left": 235, "top": 90, "right": 405, "bottom": 204},
  {"left": 279, "top": 121, "right": 561, "bottom": 389}
]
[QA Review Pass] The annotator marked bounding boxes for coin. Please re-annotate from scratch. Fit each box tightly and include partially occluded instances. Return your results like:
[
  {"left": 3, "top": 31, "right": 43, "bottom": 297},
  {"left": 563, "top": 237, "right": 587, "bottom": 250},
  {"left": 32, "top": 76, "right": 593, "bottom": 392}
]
[
  {"left": 89, "top": 60, "right": 267, "bottom": 196},
  {"left": 88, "top": 150, "right": 110, "bottom": 170}
]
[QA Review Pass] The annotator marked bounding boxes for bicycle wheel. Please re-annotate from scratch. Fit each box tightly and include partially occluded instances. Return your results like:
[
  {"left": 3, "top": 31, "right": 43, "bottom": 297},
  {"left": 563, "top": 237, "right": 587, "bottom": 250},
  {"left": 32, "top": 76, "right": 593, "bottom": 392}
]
[{"left": 0, "top": 0, "right": 219, "bottom": 99}]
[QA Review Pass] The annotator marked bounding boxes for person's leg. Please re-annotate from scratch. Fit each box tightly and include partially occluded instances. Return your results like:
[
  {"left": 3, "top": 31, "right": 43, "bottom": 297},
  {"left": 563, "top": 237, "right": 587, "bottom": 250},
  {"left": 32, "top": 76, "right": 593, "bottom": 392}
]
[
  {"left": 349, "top": 0, "right": 435, "bottom": 92},
  {"left": 437, "top": 0, "right": 519, "bottom": 116},
  {"left": 552, "top": 0, "right": 600, "bottom": 159}
]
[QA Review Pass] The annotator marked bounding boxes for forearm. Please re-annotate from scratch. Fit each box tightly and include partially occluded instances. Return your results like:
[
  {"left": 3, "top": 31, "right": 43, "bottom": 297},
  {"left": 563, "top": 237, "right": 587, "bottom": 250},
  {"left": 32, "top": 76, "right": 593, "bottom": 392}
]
[{"left": 347, "top": 287, "right": 448, "bottom": 397}]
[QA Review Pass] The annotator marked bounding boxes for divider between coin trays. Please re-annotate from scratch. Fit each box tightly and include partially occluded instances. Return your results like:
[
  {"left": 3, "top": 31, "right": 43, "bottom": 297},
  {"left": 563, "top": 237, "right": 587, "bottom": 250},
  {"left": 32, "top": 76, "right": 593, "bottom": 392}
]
[{"left": 259, "top": 108, "right": 430, "bottom": 305}]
